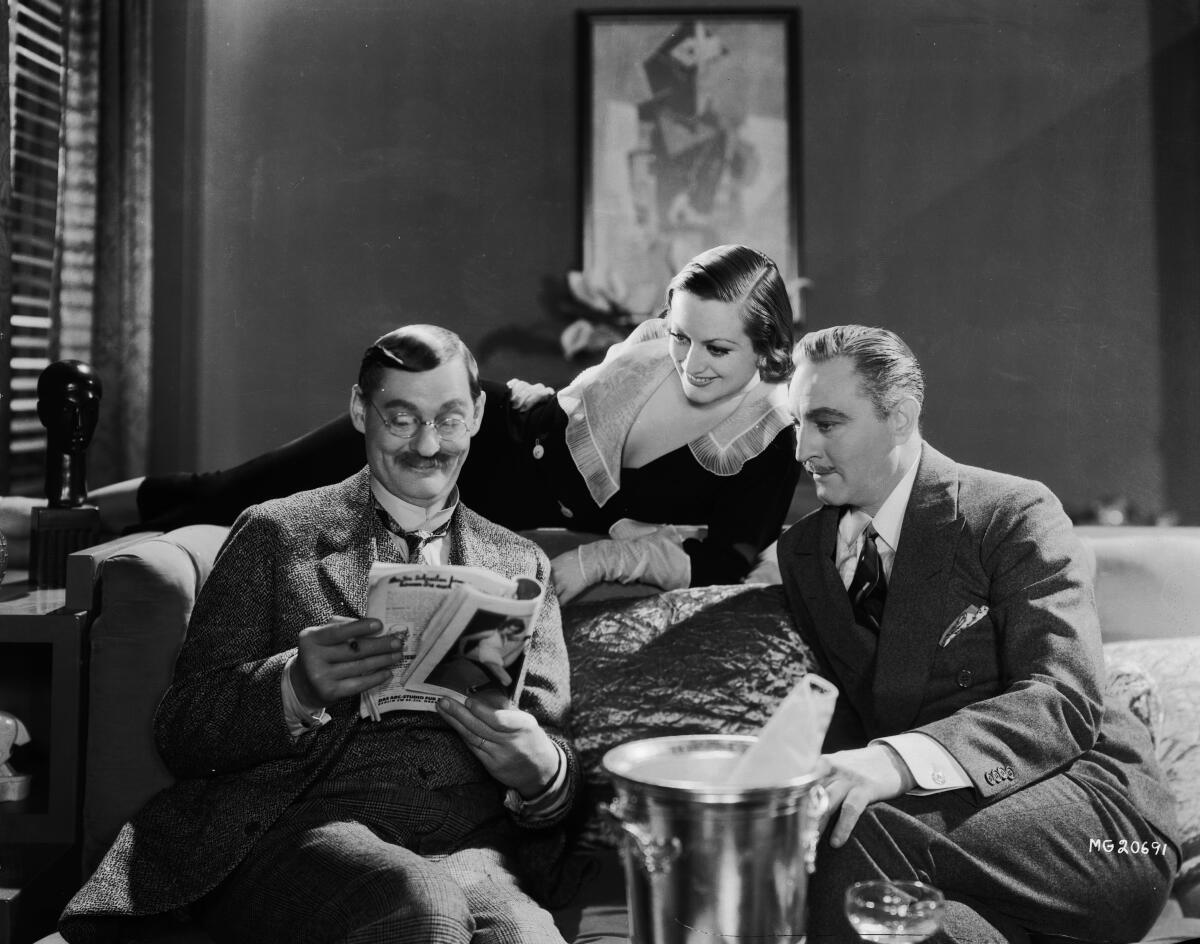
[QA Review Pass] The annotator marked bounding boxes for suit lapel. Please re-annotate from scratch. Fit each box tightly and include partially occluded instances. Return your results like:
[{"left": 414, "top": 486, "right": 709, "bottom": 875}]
[
  {"left": 316, "top": 469, "right": 378, "bottom": 617},
  {"left": 446, "top": 507, "right": 502, "bottom": 574},
  {"left": 790, "top": 505, "right": 881, "bottom": 725},
  {"left": 873, "top": 444, "right": 963, "bottom": 734}
]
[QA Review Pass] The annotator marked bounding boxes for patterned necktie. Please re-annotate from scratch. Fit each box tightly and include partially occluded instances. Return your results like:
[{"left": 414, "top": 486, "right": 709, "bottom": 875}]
[
  {"left": 847, "top": 525, "right": 887, "bottom": 633},
  {"left": 375, "top": 507, "right": 451, "bottom": 563}
]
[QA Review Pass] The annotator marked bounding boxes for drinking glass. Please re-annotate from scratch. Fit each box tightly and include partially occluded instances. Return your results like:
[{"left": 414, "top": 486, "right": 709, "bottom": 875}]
[{"left": 844, "top": 880, "right": 945, "bottom": 943}]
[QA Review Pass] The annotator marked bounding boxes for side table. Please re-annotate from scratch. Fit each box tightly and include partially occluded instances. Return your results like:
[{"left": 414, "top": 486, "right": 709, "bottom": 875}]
[{"left": 0, "top": 571, "right": 87, "bottom": 944}]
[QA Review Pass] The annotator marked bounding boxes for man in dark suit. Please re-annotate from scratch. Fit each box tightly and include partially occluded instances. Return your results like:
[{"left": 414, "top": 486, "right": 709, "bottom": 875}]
[
  {"left": 779, "top": 325, "right": 1179, "bottom": 942},
  {"left": 60, "top": 326, "right": 576, "bottom": 944}
]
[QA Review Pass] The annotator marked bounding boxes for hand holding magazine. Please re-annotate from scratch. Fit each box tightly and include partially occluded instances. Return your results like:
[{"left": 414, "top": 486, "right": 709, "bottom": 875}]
[{"left": 359, "top": 563, "right": 545, "bottom": 718}]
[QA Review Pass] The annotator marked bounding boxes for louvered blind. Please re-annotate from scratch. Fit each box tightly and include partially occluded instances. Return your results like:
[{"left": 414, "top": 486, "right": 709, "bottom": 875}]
[{"left": 3, "top": 0, "right": 64, "bottom": 494}]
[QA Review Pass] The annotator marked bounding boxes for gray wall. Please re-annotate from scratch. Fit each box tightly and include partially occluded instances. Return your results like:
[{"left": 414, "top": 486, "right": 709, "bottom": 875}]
[{"left": 151, "top": 0, "right": 1187, "bottom": 521}]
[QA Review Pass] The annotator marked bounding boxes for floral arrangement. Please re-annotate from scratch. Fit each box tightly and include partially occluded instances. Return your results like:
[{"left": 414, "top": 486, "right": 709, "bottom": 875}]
[{"left": 552, "top": 269, "right": 658, "bottom": 359}]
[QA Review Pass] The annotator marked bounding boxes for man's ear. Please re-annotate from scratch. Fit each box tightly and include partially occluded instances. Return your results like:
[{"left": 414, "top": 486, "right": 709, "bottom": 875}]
[
  {"left": 889, "top": 395, "right": 920, "bottom": 442},
  {"left": 349, "top": 384, "right": 367, "bottom": 435},
  {"left": 469, "top": 388, "right": 487, "bottom": 438}
]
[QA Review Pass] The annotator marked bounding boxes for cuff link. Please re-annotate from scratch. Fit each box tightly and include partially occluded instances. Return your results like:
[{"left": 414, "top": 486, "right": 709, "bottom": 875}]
[{"left": 504, "top": 787, "right": 528, "bottom": 815}]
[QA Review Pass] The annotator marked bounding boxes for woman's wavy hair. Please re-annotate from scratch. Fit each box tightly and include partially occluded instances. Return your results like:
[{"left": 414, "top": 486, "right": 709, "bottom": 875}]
[{"left": 664, "top": 244, "right": 795, "bottom": 383}]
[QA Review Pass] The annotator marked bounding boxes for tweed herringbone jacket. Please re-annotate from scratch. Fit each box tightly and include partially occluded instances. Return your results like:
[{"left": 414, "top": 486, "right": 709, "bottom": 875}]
[{"left": 59, "top": 469, "right": 576, "bottom": 940}]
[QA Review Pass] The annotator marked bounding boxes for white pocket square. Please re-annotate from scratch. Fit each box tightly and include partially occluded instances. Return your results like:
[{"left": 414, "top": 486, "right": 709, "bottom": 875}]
[{"left": 939, "top": 604, "right": 989, "bottom": 648}]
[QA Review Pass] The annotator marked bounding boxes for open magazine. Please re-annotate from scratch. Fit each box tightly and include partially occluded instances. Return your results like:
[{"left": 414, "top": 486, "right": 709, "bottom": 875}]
[{"left": 359, "top": 563, "right": 545, "bottom": 718}]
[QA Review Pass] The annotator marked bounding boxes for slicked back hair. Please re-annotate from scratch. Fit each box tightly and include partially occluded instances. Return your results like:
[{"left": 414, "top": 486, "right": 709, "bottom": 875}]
[
  {"left": 358, "top": 325, "right": 482, "bottom": 400},
  {"left": 794, "top": 325, "right": 925, "bottom": 419},
  {"left": 665, "top": 244, "right": 795, "bottom": 383}
]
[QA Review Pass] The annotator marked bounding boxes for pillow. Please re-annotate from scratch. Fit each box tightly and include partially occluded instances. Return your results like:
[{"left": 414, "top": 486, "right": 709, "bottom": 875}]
[
  {"left": 1105, "top": 639, "right": 1200, "bottom": 898},
  {"left": 563, "top": 584, "right": 815, "bottom": 845},
  {"left": 1104, "top": 657, "right": 1163, "bottom": 748},
  {"left": 563, "top": 583, "right": 751, "bottom": 659}
]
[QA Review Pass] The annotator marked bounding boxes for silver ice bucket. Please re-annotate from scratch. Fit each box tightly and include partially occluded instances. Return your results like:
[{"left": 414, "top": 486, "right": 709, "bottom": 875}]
[{"left": 603, "top": 734, "right": 828, "bottom": 944}]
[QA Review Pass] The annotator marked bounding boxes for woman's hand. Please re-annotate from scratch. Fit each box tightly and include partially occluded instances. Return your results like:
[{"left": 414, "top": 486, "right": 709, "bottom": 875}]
[
  {"left": 550, "top": 532, "right": 692, "bottom": 604},
  {"left": 506, "top": 378, "right": 555, "bottom": 411},
  {"left": 436, "top": 690, "right": 559, "bottom": 797},
  {"left": 549, "top": 545, "right": 593, "bottom": 604}
]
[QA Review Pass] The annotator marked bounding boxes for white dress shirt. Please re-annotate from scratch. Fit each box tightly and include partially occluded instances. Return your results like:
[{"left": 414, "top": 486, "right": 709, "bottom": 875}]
[
  {"left": 837, "top": 454, "right": 972, "bottom": 795},
  {"left": 369, "top": 478, "right": 458, "bottom": 564}
]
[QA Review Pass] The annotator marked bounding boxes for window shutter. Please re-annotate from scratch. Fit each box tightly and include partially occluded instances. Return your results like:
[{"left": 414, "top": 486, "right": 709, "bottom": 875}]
[{"left": 3, "top": 0, "right": 65, "bottom": 494}]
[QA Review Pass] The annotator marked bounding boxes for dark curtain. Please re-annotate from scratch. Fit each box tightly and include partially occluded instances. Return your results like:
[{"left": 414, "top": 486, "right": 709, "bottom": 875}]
[
  {"left": 56, "top": 0, "right": 153, "bottom": 486},
  {"left": 0, "top": 0, "right": 13, "bottom": 494}
]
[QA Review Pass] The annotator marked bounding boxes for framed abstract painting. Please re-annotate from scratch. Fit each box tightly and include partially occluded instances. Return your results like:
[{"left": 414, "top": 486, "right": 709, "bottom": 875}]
[{"left": 580, "top": 10, "right": 801, "bottom": 320}]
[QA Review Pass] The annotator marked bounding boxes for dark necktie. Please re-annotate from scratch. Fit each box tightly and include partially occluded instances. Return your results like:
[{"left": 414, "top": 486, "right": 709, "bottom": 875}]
[
  {"left": 847, "top": 525, "right": 888, "bottom": 633},
  {"left": 375, "top": 507, "right": 451, "bottom": 563}
]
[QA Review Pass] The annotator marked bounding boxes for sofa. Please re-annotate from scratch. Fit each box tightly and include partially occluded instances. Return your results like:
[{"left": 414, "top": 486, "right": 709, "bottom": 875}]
[{"left": 30, "top": 525, "right": 1200, "bottom": 943}]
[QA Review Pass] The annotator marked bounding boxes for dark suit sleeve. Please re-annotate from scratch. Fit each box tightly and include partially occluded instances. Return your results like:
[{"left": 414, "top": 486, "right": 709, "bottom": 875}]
[
  {"left": 153, "top": 507, "right": 311, "bottom": 778},
  {"left": 914, "top": 482, "right": 1105, "bottom": 801}
]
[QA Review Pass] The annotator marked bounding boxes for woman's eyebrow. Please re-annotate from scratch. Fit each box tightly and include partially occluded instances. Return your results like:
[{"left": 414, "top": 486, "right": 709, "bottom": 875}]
[{"left": 669, "top": 325, "right": 743, "bottom": 346}]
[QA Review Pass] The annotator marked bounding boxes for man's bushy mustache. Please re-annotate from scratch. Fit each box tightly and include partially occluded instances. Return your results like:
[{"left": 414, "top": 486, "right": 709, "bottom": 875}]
[{"left": 399, "top": 452, "right": 456, "bottom": 468}]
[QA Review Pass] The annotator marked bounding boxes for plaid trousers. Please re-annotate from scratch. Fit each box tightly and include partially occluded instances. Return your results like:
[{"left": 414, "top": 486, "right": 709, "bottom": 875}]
[{"left": 198, "top": 780, "right": 566, "bottom": 944}]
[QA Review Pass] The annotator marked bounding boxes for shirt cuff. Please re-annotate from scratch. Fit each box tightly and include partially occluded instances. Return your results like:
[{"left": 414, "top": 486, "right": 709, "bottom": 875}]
[
  {"left": 873, "top": 732, "right": 971, "bottom": 794},
  {"left": 281, "top": 655, "right": 331, "bottom": 738},
  {"left": 503, "top": 743, "right": 570, "bottom": 824}
]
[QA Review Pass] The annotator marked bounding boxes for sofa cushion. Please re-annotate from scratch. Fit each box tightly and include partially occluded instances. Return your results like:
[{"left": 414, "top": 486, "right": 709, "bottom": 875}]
[
  {"left": 563, "top": 584, "right": 815, "bottom": 844},
  {"left": 81, "top": 525, "right": 229, "bottom": 875},
  {"left": 1105, "top": 654, "right": 1165, "bottom": 748},
  {"left": 1079, "top": 527, "right": 1200, "bottom": 642},
  {"left": 1106, "top": 638, "right": 1200, "bottom": 903}
]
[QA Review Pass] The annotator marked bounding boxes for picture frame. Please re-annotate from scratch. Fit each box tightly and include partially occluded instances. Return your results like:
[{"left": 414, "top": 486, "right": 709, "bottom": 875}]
[{"left": 580, "top": 9, "right": 802, "bottom": 320}]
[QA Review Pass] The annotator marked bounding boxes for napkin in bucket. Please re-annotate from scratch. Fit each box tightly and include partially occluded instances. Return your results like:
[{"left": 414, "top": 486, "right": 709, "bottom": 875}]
[{"left": 724, "top": 673, "right": 838, "bottom": 786}]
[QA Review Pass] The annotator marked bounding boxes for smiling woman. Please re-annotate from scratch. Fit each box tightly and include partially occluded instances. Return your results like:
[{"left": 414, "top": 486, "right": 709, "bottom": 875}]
[{"left": 454, "top": 244, "right": 800, "bottom": 599}]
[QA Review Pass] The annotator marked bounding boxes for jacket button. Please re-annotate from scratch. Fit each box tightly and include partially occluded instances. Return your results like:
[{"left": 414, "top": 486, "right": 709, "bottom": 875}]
[
  {"left": 984, "top": 771, "right": 994, "bottom": 785},
  {"left": 244, "top": 822, "right": 261, "bottom": 836},
  {"left": 956, "top": 669, "right": 973, "bottom": 688},
  {"left": 1005, "top": 766, "right": 1016, "bottom": 781}
]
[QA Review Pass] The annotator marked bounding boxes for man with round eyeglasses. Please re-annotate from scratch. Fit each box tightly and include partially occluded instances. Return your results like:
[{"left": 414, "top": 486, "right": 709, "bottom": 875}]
[
  {"left": 351, "top": 332, "right": 486, "bottom": 512},
  {"left": 59, "top": 325, "right": 576, "bottom": 944}
]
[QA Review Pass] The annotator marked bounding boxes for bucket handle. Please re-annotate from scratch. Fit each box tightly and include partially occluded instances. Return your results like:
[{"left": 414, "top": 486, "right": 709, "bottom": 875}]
[
  {"left": 803, "top": 783, "right": 829, "bottom": 875},
  {"left": 603, "top": 796, "right": 682, "bottom": 875}
]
